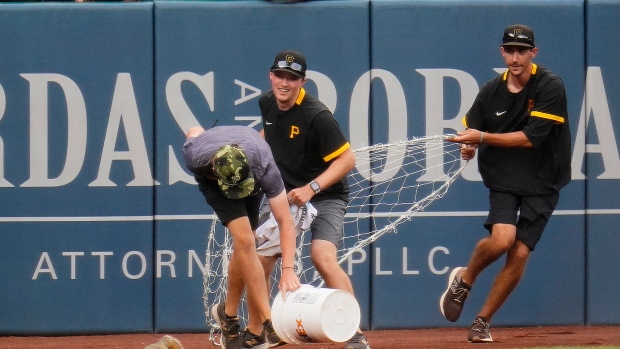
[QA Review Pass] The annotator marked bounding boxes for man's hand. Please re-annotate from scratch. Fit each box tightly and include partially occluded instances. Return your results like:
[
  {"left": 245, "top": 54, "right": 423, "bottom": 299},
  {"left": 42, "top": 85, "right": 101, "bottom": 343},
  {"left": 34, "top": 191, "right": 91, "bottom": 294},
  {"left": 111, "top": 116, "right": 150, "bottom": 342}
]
[
  {"left": 278, "top": 268, "right": 301, "bottom": 300},
  {"left": 286, "top": 186, "right": 314, "bottom": 207},
  {"left": 447, "top": 129, "right": 484, "bottom": 146},
  {"left": 460, "top": 144, "right": 477, "bottom": 160}
]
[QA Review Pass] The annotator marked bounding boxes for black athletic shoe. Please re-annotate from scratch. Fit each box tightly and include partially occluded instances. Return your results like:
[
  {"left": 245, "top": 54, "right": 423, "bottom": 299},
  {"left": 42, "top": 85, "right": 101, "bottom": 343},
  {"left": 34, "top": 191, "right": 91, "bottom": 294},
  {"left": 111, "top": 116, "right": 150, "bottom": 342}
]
[
  {"left": 242, "top": 328, "right": 267, "bottom": 349},
  {"left": 343, "top": 332, "right": 370, "bottom": 349},
  {"left": 439, "top": 267, "right": 471, "bottom": 322},
  {"left": 211, "top": 303, "right": 242, "bottom": 349},
  {"left": 262, "top": 319, "right": 286, "bottom": 347},
  {"left": 468, "top": 317, "right": 493, "bottom": 343}
]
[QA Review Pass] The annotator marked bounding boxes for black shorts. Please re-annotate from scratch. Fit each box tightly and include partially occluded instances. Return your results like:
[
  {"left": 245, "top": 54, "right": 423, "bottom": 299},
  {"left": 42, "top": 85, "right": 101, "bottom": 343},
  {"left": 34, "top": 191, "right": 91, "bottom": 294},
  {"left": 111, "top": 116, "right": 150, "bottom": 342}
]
[
  {"left": 199, "top": 180, "right": 261, "bottom": 230},
  {"left": 484, "top": 190, "right": 560, "bottom": 251}
]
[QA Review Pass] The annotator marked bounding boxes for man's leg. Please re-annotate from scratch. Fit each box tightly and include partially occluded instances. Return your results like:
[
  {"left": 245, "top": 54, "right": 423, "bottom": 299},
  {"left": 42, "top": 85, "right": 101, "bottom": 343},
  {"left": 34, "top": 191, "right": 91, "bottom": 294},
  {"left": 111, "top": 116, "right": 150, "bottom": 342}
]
[
  {"left": 477, "top": 239, "right": 530, "bottom": 321},
  {"left": 225, "top": 252, "right": 244, "bottom": 316},
  {"left": 309, "top": 199, "right": 369, "bottom": 348},
  {"left": 226, "top": 217, "right": 271, "bottom": 335},
  {"left": 440, "top": 223, "right": 517, "bottom": 323},
  {"left": 461, "top": 224, "right": 517, "bottom": 286},
  {"left": 311, "top": 240, "right": 354, "bottom": 293},
  {"left": 258, "top": 255, "right": 280, "bottom": 302}
]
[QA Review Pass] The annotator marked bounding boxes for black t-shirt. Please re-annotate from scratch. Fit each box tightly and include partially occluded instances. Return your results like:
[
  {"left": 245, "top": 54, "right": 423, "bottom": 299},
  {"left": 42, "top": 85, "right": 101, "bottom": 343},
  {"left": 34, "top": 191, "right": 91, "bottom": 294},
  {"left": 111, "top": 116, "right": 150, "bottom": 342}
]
[
  {"left": 259, "top": 88, "right": 350, "bottom": 202},
  {"left": 464, "top": 64, "right": 571, "bottom": 195}
]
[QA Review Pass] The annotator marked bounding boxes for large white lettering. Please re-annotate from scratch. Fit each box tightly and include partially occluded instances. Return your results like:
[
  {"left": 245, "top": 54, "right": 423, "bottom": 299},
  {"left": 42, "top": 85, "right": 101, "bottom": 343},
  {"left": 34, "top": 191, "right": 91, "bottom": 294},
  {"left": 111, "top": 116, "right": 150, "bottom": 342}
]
[
  {"left": 0, "top": 83, "right": 12, "bottom": 187},
  {"left": 188, "top": 250, "right": 207, "bottom": 278},
  {"left": 63, "top": 252, "right": 84, "bottom": 280},
  {"left": 350, "top": 69, "right": 408, "bottom": 182},
  {"left": 416, "top": 69, "right": 481, "bottom": 182},
  {"left": 92, "top": 251, "right": 113, "bottom": 279},
  {"left": 402, "top": 247, "right": 420, "bottom": 275},
  {"left": 32, "top": 252, "right": 58, "bottom": 280},
  {"left": 122, "top": 251, "right": 147, "bottom": 280},
  {"left": 6, "top": 67, "right": 619, "bottom": 189},
  {"left": 428, "top": 246, "right": 449, "bottom": 275},
  {"left": 157, "top": 250, "right": 176, "bottom": 278},
  {"left": 90, "top": 73, "right": 153, "bottom": 187},
  {"left": 306, "top": 70, "right": 337, "bottom": 114},
  {"left": 21, "top": 74, "right": 87, "bottom": 187},
  {"left": 166, "top": 72, "right": 214, "bottom": 185},
  {"left": 572, "top": 66, "right": 620, "bottom": 179},
  {"left": 345, "top": 249, "right": 367, "bottom": 276},
  {"left": 375, "top": 247, "right": 392, "bottom": 275}
]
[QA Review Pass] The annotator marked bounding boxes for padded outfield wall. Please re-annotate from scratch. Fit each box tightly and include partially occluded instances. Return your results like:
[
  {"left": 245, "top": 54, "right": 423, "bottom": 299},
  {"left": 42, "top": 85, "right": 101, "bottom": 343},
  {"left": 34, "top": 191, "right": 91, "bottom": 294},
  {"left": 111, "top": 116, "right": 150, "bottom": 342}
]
[{"left": 0, "top": 0, "right": 618, "bottom": 335}]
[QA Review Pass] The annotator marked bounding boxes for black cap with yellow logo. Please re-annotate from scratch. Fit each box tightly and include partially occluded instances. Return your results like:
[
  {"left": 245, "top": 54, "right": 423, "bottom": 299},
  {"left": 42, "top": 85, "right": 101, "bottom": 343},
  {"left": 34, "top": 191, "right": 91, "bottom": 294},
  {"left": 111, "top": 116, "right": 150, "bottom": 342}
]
[{"left": 270, "top": 50, "right": 307, "bottom": 78}]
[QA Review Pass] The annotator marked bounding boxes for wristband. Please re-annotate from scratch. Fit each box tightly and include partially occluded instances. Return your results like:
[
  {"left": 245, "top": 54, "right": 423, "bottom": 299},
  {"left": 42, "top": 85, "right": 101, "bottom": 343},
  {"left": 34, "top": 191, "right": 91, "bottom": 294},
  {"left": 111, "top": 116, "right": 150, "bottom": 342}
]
[{"left": 479, "top": 132, "right": 485, "bottom": 144}]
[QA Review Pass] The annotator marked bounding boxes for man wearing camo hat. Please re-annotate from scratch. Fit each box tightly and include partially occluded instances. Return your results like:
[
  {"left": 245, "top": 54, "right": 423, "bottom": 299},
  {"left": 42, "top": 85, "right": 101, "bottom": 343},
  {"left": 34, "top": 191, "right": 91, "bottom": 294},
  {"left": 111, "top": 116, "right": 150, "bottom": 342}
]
[{"left": 183, "top": 125, "right": 301, "bottom": 349}]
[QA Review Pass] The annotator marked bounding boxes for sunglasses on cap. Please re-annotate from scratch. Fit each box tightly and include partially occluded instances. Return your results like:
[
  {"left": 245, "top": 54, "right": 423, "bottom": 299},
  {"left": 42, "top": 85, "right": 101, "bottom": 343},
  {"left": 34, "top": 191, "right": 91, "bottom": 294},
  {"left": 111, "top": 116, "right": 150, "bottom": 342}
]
[
  {"left": 273, "top": 60, "right": 304, "bottom": 73},
  {"left": 503, "top": 32, "right": 534, "bottom": 47}
]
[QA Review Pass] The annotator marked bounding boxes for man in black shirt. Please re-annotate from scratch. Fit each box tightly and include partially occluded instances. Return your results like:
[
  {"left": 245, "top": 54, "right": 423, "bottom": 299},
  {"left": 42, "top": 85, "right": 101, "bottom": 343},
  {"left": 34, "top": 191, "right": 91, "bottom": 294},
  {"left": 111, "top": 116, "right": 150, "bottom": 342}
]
[
  {"left": 439, "top": 24, "right": 571, "bottom": 343},
  {"left": 259, "top": 50, "right": 370, "bottom": 349}
]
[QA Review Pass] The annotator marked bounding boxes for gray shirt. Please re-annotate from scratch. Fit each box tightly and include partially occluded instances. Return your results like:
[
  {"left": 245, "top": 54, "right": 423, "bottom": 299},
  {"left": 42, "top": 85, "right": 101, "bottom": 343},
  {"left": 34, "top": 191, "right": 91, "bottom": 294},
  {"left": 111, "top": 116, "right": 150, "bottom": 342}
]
[{"left": 183, "top": 126, "right": 285, "bottom": 199}]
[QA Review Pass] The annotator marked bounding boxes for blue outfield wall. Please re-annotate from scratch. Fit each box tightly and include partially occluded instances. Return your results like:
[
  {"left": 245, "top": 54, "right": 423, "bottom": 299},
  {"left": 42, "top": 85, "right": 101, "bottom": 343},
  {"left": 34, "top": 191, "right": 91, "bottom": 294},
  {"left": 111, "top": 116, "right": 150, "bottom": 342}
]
[
  {"left": 585, "top": 0, "right": 620, "bottom": 325},
  {"left": 0, "top": 0, "right": 618, "bottom": 335}
]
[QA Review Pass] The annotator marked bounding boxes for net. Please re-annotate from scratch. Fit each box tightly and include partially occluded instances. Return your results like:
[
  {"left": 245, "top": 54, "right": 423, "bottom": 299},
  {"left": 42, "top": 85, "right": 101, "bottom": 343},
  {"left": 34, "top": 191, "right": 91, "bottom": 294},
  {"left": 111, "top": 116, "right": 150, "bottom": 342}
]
[{"left": 203, "top": 135, "right": 466, "bottom": 344}]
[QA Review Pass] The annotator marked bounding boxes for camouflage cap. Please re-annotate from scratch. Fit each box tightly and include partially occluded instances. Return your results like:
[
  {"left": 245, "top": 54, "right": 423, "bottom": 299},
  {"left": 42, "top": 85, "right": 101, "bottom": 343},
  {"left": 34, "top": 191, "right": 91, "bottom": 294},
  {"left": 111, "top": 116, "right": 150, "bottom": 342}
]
[{"left": 213, "top": 144, "right": 255, "bottom": 199}]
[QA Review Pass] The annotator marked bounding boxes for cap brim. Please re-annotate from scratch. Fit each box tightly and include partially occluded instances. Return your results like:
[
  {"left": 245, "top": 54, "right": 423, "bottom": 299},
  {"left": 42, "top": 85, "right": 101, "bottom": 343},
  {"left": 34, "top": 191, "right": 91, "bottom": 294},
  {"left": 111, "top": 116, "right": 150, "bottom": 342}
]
[
  {"left": 270, "top": 67, "right": 305, "bottom": 78},
  {"left": 501, "top": 42, "right": 535, "bottom": 48},
  {"left": 218, "top": 176, "right": 255, "bottom": 199}
]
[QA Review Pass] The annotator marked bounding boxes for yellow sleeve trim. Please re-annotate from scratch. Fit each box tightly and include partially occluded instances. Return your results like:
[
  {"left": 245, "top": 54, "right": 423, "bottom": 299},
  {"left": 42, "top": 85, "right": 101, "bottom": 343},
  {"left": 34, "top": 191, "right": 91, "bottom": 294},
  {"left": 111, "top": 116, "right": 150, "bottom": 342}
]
[
  {"left": 295, "top": 88, "right": 306, "bottom": 105},
  {"left": 462, "top": 116, "right": 468, "bottom": 128},
  {"left": 531, "top": 110, "right": 564, "bottom": 124},
  {"left": 324, "top": 142, "right": 350, "bottom": 162}
]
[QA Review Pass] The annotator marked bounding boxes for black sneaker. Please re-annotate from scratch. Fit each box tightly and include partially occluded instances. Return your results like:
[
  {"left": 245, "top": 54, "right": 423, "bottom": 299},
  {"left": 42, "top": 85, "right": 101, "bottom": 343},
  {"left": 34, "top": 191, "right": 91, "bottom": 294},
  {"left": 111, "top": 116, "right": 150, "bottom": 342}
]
[
  {"left": 468, "top": 317, "right": 493, "bottom": 343},
  {"left": 262, "top": 319, "right": 286, "bottom": 348},
  {"left": 343, "top": 332, "right": 370, "bottom": 349},
  {"left": 439, "top": 267, "right": 471, "bottom": 322},
  {"left": 242, "top": 328, "right": 267, "bottom": 349},
  {"left": 211, "top": 303, "right": 242, "bottom": 349}
]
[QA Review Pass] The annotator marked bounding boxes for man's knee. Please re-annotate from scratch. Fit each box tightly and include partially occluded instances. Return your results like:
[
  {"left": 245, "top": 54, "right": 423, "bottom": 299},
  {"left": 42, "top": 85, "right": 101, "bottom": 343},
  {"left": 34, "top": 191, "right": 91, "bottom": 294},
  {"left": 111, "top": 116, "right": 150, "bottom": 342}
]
[
  {"left": 510, "top": 240, "right": 531, "bottom": 262},
  {"left": 490, "top": 224, "right": 517, "bottom": 252}
]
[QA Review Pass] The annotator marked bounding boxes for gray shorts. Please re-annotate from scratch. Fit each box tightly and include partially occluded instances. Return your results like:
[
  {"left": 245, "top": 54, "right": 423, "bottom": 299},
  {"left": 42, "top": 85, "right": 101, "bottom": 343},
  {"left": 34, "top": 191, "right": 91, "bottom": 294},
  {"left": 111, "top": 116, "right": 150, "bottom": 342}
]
[{"left": 259, "top": 198, "right": 347, "bottom": 246}]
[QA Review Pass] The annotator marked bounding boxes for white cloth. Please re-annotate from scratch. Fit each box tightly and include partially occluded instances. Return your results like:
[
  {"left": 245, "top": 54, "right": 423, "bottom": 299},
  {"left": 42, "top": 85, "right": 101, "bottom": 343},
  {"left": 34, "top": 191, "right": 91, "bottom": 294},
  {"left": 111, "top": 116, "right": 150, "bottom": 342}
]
[{"left": 255, "top": 202, "right": 317, "bottom": 256}]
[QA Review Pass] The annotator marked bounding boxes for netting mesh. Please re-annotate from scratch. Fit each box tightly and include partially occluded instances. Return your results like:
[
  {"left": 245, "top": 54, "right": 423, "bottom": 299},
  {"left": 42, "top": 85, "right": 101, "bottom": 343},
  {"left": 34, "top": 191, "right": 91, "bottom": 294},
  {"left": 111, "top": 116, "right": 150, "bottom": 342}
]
[{"left": 203, "top": 135, "right": 466, "bottom": 344}]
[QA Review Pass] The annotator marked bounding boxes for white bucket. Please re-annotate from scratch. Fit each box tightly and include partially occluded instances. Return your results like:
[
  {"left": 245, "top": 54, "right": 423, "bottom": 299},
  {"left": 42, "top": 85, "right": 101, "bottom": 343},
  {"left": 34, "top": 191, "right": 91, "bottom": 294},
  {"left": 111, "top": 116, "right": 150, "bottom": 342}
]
[{"left": 271, "top": 285, "right": 361, "bottom": 344}]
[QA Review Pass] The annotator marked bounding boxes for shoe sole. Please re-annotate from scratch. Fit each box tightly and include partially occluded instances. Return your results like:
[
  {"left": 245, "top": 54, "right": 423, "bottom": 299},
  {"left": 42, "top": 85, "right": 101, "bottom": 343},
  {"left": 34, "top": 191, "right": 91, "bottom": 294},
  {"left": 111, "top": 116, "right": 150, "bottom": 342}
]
[
  {"left": 247, "top": 344, "right": 268, "bottom": 349},
  {"left": 267, "top": 341, "right": 287, "bottom": 348},
  {"left": 211, "top": 304, "right": 223, "bottom": 328},
  {"left": 210, "top": 304, "right": 226, "bottom": 349},
  {"left": 469, "top": 336, "right": 493, "bottom": 343},
  {"left": 439, "top": 266, "right": 465, "bottom": 321}
]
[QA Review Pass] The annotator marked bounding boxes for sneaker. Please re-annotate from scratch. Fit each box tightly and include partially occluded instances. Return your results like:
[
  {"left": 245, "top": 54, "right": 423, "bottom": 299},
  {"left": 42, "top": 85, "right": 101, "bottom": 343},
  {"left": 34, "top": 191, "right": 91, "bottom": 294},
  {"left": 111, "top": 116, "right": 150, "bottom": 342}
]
[
  {"left": 439, "top": 267, "right": 471, "bottom": 322},
  {"left": 468, "top": 317, "right": 493, "bottom": 343},
  {"left": 262, "top": 319, "right": 286, "bottom": 348},
  {"left": 343, "top": 332, "right": 370, "bottom": 349},
  {"left": 242, "top": 328, "right": 268, "bottom": 349},
  {"left": 211, "top": 303, "right": 242, "bottom": 349}
]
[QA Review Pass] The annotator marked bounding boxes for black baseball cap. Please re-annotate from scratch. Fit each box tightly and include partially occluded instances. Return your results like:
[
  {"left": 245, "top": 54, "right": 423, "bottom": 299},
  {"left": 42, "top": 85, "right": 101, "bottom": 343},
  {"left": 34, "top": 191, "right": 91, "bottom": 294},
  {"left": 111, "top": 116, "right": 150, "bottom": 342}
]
[
  {"left": 501, "top": 24, "right": 535, "bottom": 48},
  {"left": 270, "top": 50, "right": 307, "bottom": 78}
]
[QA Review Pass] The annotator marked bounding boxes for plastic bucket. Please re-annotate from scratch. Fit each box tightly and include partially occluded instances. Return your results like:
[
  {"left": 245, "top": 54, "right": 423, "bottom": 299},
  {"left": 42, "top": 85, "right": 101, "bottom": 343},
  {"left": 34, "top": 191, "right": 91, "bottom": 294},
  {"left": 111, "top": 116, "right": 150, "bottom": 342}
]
[{"left": 271, "top": 285, "right": 361, "bottom": 344}]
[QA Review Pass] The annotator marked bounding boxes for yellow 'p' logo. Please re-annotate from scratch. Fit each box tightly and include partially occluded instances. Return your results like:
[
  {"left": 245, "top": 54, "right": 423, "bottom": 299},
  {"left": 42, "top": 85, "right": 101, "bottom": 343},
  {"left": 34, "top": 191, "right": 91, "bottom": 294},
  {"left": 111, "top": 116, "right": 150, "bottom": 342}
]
[{"left": 290, "top": 126, "right": 300, "bottom": 138}]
